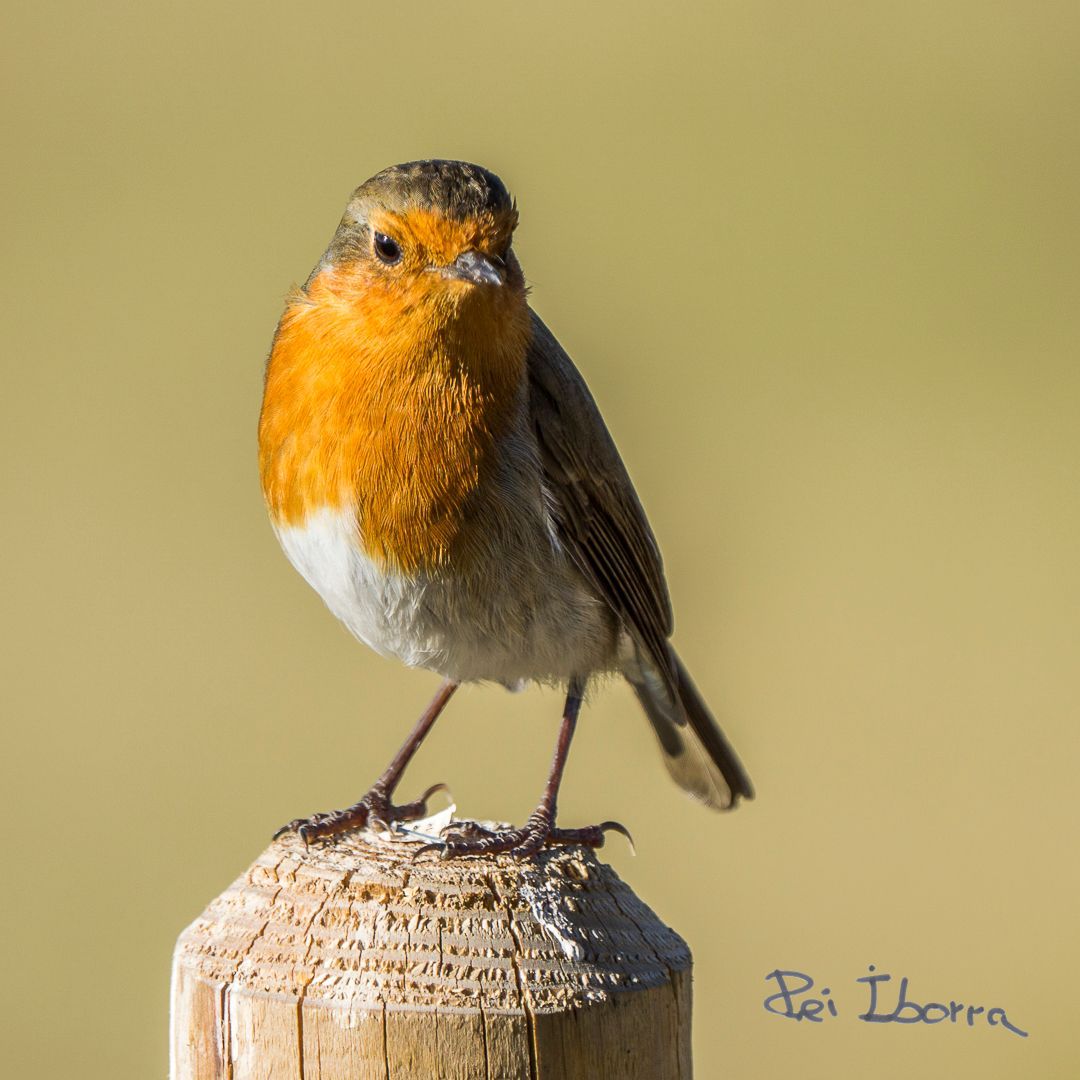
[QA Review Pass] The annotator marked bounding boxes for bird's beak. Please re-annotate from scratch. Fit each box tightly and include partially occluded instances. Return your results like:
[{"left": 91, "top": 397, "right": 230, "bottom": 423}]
[{"left": 442, "top": 249, "right": 505, "bottom": 287}]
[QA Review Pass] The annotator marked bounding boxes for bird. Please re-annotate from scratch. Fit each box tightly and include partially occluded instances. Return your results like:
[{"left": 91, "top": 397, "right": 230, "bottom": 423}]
[{"left": 258, "top": 159, "right": 753, "bottom": 857}]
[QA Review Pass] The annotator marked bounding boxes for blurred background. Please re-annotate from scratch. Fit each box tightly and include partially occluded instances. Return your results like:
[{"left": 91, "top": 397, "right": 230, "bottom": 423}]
[{"left": 3, "top": 2, "right": 1078, "bottom": 1077}]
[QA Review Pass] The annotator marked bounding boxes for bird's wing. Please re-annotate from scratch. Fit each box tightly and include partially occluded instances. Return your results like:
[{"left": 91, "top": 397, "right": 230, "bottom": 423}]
[
  {"left": 526, "top": 311, "right": 754, "bottom": 810},
  {"left": 525, "top": 311, "right": 675, "bottom": 682}
]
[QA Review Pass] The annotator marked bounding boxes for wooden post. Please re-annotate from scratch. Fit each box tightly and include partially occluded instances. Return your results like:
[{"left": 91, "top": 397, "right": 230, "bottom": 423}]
[{"left": 171, "top": 829, "right": 692, "bottom": 1078}]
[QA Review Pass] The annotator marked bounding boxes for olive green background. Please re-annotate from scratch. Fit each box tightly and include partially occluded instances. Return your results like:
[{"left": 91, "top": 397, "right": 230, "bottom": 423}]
[{"left": 3, "top": 2, "right": 1078, "bottom": 1077}]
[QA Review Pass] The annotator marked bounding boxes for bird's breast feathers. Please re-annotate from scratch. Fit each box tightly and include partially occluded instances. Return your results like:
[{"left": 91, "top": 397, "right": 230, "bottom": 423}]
[
  {"left": 258, "top": 266, "right": 529, "bottom": 575},
  {"left": 269, "top": 491, "right": 619, "bottom": 686},
  {"left": 257, "top": 268, "right": 619, "bottom": 683}
]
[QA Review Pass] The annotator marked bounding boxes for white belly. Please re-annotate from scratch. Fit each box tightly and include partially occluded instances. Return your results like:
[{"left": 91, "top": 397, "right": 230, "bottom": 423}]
[{"left": 273, "top": 504, "right": 618, "bottom": 686}]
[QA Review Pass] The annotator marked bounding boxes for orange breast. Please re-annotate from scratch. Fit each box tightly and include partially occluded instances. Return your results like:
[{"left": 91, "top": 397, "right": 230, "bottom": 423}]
[{"left": 258, "top": 267, "right": 532, "bottom": 574}]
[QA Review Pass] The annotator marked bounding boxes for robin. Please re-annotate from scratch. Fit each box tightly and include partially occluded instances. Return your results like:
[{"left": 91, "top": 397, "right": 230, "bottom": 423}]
[{"left": 259, "top": 160, "right": 753, "bottom": 857}]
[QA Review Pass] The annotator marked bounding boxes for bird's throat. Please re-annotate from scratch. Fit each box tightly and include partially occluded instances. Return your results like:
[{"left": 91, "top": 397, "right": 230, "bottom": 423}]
[{"left": 258, "top": 267, "right": 532, "bottom": 574}]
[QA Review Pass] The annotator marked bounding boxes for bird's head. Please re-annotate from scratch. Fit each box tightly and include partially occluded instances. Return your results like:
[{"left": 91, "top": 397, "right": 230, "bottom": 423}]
[{"left": 306, "top": 161, "right": 528, "bottom": 345}]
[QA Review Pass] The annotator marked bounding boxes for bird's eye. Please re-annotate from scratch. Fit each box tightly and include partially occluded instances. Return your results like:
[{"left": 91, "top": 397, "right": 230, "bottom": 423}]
[{"left": 373, "top": 232, "right": 402, "bottom": 265}]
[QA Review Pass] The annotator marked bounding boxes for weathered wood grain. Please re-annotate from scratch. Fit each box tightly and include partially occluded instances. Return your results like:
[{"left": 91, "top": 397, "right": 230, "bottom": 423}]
[{"left": 171, "top": 830, "right": 692, "bottom": 1078}]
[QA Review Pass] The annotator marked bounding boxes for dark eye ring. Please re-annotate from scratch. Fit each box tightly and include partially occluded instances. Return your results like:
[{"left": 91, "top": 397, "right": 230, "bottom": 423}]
[{"left": 373, "top": 232, "right": 402, "bottom": 265}]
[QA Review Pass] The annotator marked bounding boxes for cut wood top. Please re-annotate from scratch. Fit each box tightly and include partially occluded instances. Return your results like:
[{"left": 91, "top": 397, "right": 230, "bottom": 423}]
[{"left": 174, "top": 829, "right": 691, "bottom": 1017}]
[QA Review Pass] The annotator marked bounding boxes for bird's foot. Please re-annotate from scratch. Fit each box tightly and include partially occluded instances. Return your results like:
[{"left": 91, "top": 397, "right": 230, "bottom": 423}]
[
  {"left": 416, "top": 812, "right": 632, "bottom": 860},
  {"left": 273, "top": 782, "right": 448, "bottom": 845}
]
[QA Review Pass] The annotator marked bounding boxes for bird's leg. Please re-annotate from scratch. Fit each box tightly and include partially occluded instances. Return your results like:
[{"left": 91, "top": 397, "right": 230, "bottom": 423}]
[
  {"left": 275, "top": 679, "right": 458, "bottom": 844},
  {"left": 430, "top": 679, "right": 631, "bottom": 859}
]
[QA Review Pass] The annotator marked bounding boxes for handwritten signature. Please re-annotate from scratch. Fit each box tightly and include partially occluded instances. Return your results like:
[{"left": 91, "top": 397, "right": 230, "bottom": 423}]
[{"left": 763, "top": 967, "right": 1028, "bottom": 1038}]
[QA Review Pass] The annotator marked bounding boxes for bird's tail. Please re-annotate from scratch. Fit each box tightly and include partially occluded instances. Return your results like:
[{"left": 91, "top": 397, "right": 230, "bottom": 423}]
[{"left": 624, "top": 645, "right": 754, "bottom": 810}]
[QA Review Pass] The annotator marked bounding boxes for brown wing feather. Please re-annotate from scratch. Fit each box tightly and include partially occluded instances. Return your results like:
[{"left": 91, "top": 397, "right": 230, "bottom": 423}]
[
  {"left": 526, "top": 311, "right": 754, "bottom": 809},
  {"left": 526, "top": 313, "right": 675, "bottom": 682}
]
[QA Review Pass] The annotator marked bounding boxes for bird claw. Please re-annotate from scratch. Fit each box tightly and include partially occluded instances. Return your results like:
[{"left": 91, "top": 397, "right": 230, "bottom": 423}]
[
  {"left": 410, "top": 816, "right": 633, "bottom": 860},
  {"left": 594, "top": 820, "right": 636, "bottom": 855},
  {"left": 410, "top": 841, "right": 447, "bottom": 862},
  {"left": 273, "top": 781, "right": 450, "bottom": 845},
  {"left": 369, "top": 782, "right": 450, "bottom": 830}
]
